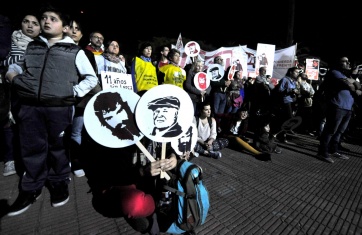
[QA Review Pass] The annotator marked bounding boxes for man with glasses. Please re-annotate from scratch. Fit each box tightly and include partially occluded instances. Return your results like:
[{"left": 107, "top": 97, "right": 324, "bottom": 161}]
[{"left": 85, "top": 31, "right": 104, "bottom": 55}]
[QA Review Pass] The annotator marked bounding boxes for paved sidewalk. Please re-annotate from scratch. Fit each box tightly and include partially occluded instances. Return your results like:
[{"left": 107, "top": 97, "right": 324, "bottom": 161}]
[{"left": 1, "top": 132, "right": 362, "bottom": 235}]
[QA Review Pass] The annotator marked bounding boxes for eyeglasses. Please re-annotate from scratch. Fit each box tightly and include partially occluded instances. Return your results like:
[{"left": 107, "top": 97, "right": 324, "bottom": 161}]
[
  {"left": 216, "top": 58, "right": 223, "bottom": 61},
  {"left": 92, "top": 36, "right": 104, "bottom": 41}
]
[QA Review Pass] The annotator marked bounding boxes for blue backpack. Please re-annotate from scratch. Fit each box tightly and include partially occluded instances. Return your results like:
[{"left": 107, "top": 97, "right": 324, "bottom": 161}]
[{"left": 162, "top": 159, "right": 210, "bottom": 235}]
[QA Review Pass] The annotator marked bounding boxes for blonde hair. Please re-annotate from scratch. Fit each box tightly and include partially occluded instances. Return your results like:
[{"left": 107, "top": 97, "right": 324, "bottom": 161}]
[{"left": 192, "top": 60, "right": 204, "bottom": 72}]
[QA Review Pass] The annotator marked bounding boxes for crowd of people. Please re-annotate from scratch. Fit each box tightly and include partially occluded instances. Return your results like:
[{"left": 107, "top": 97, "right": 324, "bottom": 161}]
[{"left": 1, "top": 2, "right": 362, "bottom": 235}]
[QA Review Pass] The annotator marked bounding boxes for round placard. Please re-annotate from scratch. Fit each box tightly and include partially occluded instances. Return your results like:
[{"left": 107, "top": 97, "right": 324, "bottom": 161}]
[
  {"left": 171, "top": 122, "right": 198, "bottom": 156},
  {"left": 227, "top": 64, "right": 237, "bottom": 80},
  {"left": 84, "top": 88, "right": 143, "bottom": 148},
  {"left": 135, "top": 84, "right": 194, "bottom": 143},
  {"left": 184, "top": 41, "right": 200, "bottom": 57},
  {"left": 206, "top": 64, "right": 225, "bottom": 81},
  {"left": 193, "top": 72, "right": 210, "bottom": 91}
]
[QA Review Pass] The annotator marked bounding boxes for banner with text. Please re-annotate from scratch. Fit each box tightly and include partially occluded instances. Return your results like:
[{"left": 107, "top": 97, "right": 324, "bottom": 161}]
[{"left": 100, "top": 71, "right": 133, "bottom": 90}]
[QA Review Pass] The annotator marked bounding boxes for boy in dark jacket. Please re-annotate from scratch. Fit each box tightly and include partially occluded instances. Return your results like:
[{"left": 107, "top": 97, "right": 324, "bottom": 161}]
[{"left": 5, "top": 3, "right": 98, "bottom": 216}]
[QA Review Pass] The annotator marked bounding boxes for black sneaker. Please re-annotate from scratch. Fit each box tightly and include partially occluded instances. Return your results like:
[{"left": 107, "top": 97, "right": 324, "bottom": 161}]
[
  {"left": 125, "top": 217, "right": 149, "bottom": 233},
  {"left": 255, "top": 152, "right": 272, "bottom": 161},
  {"left": 7, "top": 189, "right": 42, "bottom": 216},
  {"left": 274, "top": 146, "right": 282, "bottom": 154},
  {"left": 48, "top": 181, "right": 69, "bottom": 207}
]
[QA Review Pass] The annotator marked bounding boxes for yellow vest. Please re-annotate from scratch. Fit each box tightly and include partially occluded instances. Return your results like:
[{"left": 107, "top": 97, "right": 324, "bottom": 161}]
[
  {"left": 159, "top": 64, "right": 186, "bottom": 89},
  {"left": 134, "top": 57, "right": 158, "bottom": 92}
]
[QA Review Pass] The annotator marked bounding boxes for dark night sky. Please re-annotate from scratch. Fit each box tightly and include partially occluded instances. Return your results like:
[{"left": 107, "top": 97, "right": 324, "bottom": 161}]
[{"left": 3, "top": 0, "right": 360, "bottom": 65}]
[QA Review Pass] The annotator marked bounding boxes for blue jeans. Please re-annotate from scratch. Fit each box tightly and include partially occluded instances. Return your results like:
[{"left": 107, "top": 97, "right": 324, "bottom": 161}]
[
  {"left": 71, "top": 115, "right": 83, "bottom": 145},
  {"left": 213, "top": 92, "right": 227, "bottom": 115},
  {"left": 227, "top": 106, "right": 239, "bottom": 114},
  {"left": 318, "top": 105, "right": 352, "bottom": 156}
]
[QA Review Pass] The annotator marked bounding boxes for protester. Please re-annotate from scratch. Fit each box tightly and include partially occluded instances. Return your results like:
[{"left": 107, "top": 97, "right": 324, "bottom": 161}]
[
  {"left": 85, "top": 31, "right": 104, "bottom": 55},
  {"left": 66, "top": 16, "right": 101, "bottom": 178},
  {"left": 193, "top": 101, "right": 228, "bottom": 159},
  {"left": 183, "top": 59, "right": 211, "bottom": 115},
  {"left": 1, "top": 13, "right": 41, "bottom": 177},
  {"left": 152, "top": 44, "right": 170, "bottom": 69},
  {"left": 131, "top": 41, "right": 158, "bottom": 97},
  {"left": 218, "top": 108, "right": 272, "bottom": 161},
  {"left": 81, "top": 122, "right": 177, "bottom": 235},
  {"left": 0, "top": 14, "right": 13, "bottom": 176},
  {"left": 270, "top": 67, "right": 300, "bottom": 143},
  {"left": 5, "top": 3, "right": 98, "bottom": 216},
  {"left": 226, "top": 70, "right": 244, "bottom": 114},
  {"left": 295, "top": 73, "right": 315, "bottom": 135},
  {"left": 210, "top": 56, "right": 231, "bottom": 127},
  {"left": 95, "top": 39, "right": 128, "bottom": 74},
  {"left": 316, "top": 56, "right": 361, "bottom": 163},
  {"left": 158, "top": 48, "right": 186, "bottom": 89}
]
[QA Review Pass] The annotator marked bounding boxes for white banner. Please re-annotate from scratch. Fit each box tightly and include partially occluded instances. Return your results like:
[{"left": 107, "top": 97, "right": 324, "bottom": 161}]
[
  {"left": 175, "top": 42, "right": 297, "bottom": 80},
  {"left": 272, "top": 45, "right": 297, "bottom": 80}
]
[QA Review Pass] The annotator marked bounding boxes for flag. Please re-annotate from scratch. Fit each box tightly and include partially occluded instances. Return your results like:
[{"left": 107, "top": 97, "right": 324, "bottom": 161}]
[{"left": 175, "top": 33, "right": 183, "bottom": 50}]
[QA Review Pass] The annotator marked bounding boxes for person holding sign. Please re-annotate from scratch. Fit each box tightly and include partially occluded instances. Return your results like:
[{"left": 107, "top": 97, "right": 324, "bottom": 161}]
[
  {"left": 131, "top": 41, "right": 158, "bottom": 97},
  {"left": 80, "top": 135, "right": 177, "bottom": 235},
  {"left": 82, "top": 88, "right": 177, "bottom": 235},
  {"left": 184, "top": 60, "right": 211, "bottom": 115}
]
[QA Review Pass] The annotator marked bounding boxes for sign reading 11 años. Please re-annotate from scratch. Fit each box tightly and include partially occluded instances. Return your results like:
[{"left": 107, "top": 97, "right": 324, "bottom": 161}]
[{"left": 100, "top": 71, "right": 134, "bottom": 91}]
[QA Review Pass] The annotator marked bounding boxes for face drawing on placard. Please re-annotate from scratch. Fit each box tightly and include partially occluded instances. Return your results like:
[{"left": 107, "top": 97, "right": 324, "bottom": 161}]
[
  {"left": 198, "top": 73, "right": 207, "bottom": 90},
  {"left": 177, "top": 125, "right": 193, "bottom": 153},
  {"left": 210, "top": 66, "right": 221, "bottom": 80},
  {"left": 94, "top": 92, "right": 141, "bottom": 141},
  {"left": 148, "top": 96, "right": 183, "bottom": 138}
]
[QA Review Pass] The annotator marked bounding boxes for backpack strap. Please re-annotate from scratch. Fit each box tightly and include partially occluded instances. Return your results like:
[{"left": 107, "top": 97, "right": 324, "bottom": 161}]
[
  {"left": 195, "top": 116, "right": 212, "bottom": 129},
  {"left": 163, "top": 185, "right": 186, "bottom": 197},
  {"left": 207, "top": 117, "right": 212, "bottom": 128}
]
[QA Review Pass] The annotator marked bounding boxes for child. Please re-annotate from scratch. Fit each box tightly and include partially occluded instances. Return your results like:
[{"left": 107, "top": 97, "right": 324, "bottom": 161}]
[{"left": 5, "top": 3, "right": 98, "bottom": 216}]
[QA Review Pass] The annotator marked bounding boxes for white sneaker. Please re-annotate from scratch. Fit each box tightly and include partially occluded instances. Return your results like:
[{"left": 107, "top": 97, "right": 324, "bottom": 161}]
[
  {"left": 73, "top": 169, "right": 85, "bottom": 177},
  {"left": 331, "top": 152, "right": 349, "bottom": 160},
  {"left": 3, "top": 161, "right": 16, "bottom": 176}
]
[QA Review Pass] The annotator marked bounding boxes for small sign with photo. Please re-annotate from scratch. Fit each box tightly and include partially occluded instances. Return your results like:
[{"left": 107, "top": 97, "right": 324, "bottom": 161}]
[
  {"left": 193, "top": 72, "right": 210, "bottom": 91},
  {"left": 184, "top": 41, "right": 200, "bottom": 57},
  {"left": 206, "top": 64, "right": 225, "bottom": 82}
]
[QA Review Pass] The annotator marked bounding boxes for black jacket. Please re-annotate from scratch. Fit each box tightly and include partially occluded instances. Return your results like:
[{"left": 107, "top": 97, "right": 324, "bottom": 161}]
[{"left": 13, "top": 39, "right": 81, "bottom": 106}]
